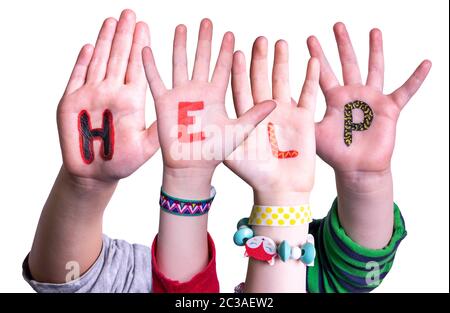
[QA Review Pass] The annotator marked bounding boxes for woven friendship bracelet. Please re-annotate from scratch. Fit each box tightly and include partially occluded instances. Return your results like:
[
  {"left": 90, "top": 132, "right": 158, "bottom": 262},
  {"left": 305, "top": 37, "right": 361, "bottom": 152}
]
[
  {"left": 249, "top": 205, "right": 312, "bottom": 226},
  {"left": 159, "top": 187, "right": 216, "bottom": 216}
]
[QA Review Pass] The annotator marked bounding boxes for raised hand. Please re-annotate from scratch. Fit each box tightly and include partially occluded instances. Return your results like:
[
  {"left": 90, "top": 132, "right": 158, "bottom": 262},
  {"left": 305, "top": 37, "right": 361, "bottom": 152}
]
[
  {"left": 58, "top": 9, "right": 158, "bottom": 182},
  {"left": 308, "top": 23, "right": 431, "bottom": 174},
  {"left": 29, "top": 10, "right": 159, "bottom": 284},
  {"left": 142, "top": 19, "right": 275, "bottom": 189},
  {"left": 307, "top": 23, "right": 431, "bottom": 248},
  {"left": 225, "top": 38, "right": 320, "bottom": 203},
  {"left": 142, "top": 19, "right": 275, "bottom": 283},
  {"left": 225, "top": 38, "right": 320, "bottom": 293}
]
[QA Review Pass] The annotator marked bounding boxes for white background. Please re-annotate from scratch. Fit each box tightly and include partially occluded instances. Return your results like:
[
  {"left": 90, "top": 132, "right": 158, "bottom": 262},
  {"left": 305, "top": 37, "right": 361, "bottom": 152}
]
[{"left": 0, "top": 0, "right": 448, "bottom": 293}]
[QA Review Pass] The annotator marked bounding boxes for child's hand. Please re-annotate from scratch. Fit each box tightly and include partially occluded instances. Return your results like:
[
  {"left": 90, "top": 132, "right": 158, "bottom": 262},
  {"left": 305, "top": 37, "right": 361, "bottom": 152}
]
[
  {"left": 225, "top": 38, "right": 320, "bottom": 203},
  {"left": 142, "top": 19, "right": 275, "bottom": 197},
  {"left": 29, "top": 10, "right": 158, "bottom": 283},
  {"left": 58, "top": 10, "right": 159, "bottom": 183},
  {"left": 307, "top": 23, "right": 431, "bottom": 248},
  {"left": 308, "top": 23, "right": 431, "bottom": 175},
  {"left": 143, "top": 20, "right": 275, "bottom": 282},
  {"left": 227, "top": 39, "right": 320, "bottom": 293}
]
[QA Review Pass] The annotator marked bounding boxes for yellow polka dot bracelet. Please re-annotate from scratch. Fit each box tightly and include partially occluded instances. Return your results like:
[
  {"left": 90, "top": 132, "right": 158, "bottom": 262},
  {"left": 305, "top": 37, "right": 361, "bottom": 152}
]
[{"left": 248, "top": 205, "right": 312, "bottom": 227}]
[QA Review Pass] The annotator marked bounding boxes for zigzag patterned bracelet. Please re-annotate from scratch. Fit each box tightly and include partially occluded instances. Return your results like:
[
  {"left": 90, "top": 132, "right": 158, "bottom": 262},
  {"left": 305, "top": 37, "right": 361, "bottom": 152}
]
[{"left": 159, "top": 187, "right": 216, "bottom": 216}]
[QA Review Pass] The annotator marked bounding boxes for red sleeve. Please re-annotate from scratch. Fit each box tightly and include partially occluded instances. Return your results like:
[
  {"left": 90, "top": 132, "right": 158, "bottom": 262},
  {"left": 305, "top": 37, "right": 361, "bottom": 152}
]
[{"left": 151, "top": 233, "right": 220, "bottom": 293}]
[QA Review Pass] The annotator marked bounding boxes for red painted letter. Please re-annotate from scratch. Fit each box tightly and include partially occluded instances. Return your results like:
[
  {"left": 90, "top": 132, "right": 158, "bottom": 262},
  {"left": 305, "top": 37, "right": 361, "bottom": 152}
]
[
  {"left": 178, "top": 101, "right": 206, "bottom": 142},
  {"left": 267, "top": 122, "right": 298, "bottom": 159}
]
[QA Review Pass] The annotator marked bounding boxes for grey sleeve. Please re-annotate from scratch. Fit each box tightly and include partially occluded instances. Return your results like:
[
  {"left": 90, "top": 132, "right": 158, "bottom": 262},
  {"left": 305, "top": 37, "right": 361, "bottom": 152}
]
[{"left": 22, "top": 235, "right": 152, "bottom": 293}]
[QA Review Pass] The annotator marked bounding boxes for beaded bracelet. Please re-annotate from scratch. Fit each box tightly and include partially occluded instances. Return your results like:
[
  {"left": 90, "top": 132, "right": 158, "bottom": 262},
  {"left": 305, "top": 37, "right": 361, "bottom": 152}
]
[
  {"left": 159, "top": 187, "right": 216, "bottom": 216},
  {"left": 233, "top": 218, "right": 316, "bottom": 266}
]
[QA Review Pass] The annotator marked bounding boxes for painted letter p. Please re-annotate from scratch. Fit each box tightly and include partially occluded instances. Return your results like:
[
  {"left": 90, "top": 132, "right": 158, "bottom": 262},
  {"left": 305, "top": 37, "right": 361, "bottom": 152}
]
[{"left": 343, "top": 100, "right": 374, "bottom": 146}]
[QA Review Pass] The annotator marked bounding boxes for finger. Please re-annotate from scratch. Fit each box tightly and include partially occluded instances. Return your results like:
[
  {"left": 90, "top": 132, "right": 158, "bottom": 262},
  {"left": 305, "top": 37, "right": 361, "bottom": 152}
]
[
  {"left": 272, "top": 40, "right": 291, "bottom": 103},
  {"left": 366, "top": 28, "right": 384, "bottom": 91},
  {"left": 333, "top": 22, "right": 362, "bottom": 85},
  {"left": 237, "top": 100, "right": 276, "bottom": 128},
  {"left": 172, "top": 24, "right": 189, "bottom": 87},
  {"left": 233, "top": 100, "right": 277, "bottom": 149},
  {"left": 106, "top": 9, "right": 136, "bottom": 84},
  {"left": 307, "top": 36, "right": 340, "bottom": 93},
  {"left": 86, "top": 17, "right": 117, "bottom": 83},
  {"left": 142, "top": 46, "right": 167, "bottom": 100},
  {"left": 390, "top": 60, "right": 432, "bottom": 109},
  {"left": 125, "top": 21, "right": 150, "bottom": 90},
  {"left": 144, "top": 120, "right": 160, "bottom": 158},
  {"left": 250, "top": 36, "right": 272, "bottom": 103},
  {"left": 231, "top": 51, "right": 253, "bottom": 117},
  {"left": 298, "top": 57, "right": 320, "bottom": 113},
  {"left": 192, "top": 18, "right": 213, "bottom": 81},
  {"left": 65, "top": 44, "right": 94, "bottom": 94},
  {"left": 211, "top": 32, "right": 235, "bottom": 91}
]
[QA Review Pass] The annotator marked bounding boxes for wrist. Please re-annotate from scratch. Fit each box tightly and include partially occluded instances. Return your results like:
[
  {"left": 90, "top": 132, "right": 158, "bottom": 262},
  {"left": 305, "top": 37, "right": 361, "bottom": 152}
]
[
  {"left": 61, "top": 165, "right": 118, "bottom": 195},
  {"left": 162, "top": 166, "right": 214, "bottom": 199},
  {"left": 334, "top": 168, "right": 394, "bottom": 249},
  {"left": 46, "top": 166, "right": 117, "bottom": 222},
  {"left": 334, "top": 168, "right": 392, "bottom": 195},
  {"left": 253, "top": 190, "right": 310, "bottom": 206},
  {"left": 250, "top": 190, "right": 310, "bottom": 246},
  {"left": 251, "top": 224, "right": 309, "bottom": 246}
]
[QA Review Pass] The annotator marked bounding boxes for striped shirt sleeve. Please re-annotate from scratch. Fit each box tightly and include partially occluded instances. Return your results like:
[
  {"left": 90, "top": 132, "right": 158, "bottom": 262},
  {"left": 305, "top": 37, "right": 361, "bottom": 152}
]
[{"left": 306, "top": 198, "right": 407, "bottom": 293}]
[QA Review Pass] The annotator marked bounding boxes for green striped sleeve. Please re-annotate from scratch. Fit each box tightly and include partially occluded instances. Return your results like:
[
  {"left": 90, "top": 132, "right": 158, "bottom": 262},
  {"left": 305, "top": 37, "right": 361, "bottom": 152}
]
[{"left": 307, "top": 198, "right": 407, "bottom": 293}]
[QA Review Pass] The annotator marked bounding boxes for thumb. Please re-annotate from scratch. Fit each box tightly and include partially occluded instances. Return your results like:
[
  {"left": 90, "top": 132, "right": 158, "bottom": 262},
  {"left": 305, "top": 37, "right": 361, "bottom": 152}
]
[
  {"left": 236, "top": 100, "right": 276, "bottom": 130},
  {"left": 143, "top": 120, "right": 160, "bottom": 159},
  {"left": 228, "top": 100, "right": 276, "bottom": 153}
]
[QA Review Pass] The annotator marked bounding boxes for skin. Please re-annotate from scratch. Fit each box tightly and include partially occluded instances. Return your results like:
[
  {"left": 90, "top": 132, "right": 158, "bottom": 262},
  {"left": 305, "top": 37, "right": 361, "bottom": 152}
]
[
  {"left": 28, "top": 14, "right": 430, "bottom": 291},
  {"left": 225, "top": 38, "right": 320, "bottom": 292},
  {"left": 142, "top": 19, "right": 276, "bottom": 282},
  {"left": 29, "top": 10, "right": 159, "bottom": 283},
  {"left": 307, "top": 23, "right": 431, "bottom": 248}
]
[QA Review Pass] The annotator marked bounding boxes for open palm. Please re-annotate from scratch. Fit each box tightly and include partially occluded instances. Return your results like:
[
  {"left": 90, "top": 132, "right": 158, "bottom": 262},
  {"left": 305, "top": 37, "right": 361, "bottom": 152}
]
[
  {"left": 225, "top": 38, "right": 320, "bottom": 193},
  {"left": 58, "top": 10, "right": 158, "bottom": 181},
  {"left": 142, "top": 19, "right": 275, "bottom": 173},
  {"left": 308, "top": 23, "right": 431, "bottom": 173}
]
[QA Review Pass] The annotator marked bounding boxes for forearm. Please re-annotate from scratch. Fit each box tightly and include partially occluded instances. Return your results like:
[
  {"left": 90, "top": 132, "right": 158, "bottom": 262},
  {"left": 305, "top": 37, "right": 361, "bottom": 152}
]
[
  {"left": 156, "top": 167, "right": 212, "bottom": 282},
  {"left": 29, "top": 166, "right": 117, "bottom": 283},
  {"left": 335, "top": 168, "right": 394, "bottom": 249},
  {"left": 244, "top": 191, "right": 310, "bottom": 293}
]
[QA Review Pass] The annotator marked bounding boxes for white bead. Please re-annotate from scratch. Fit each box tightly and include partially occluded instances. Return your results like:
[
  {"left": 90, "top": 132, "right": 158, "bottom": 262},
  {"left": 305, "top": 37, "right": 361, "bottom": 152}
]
[{"left": 291, "top": 246, "right": 302, "bottom": 260}]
